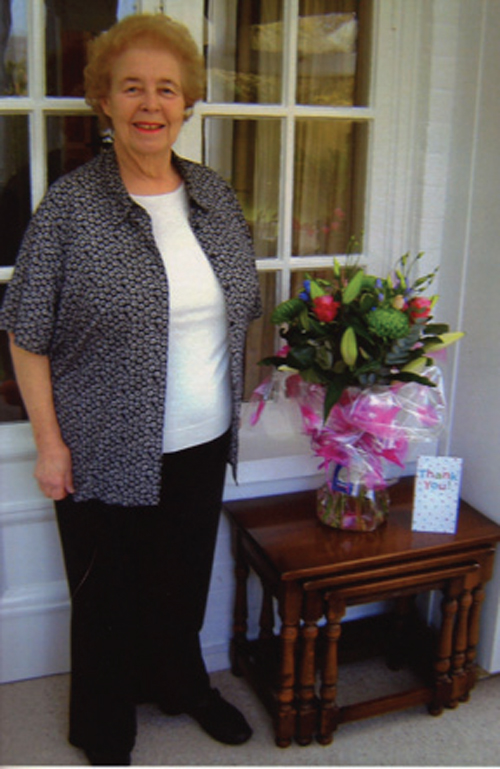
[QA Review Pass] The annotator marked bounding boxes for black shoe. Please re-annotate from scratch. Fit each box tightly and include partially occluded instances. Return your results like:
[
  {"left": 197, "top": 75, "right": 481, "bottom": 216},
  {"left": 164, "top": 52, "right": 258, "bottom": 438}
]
[
  {"left": 183, "top": 688, "right": 253, "bottom": 745},
  {"left": 84, "top": 748, "right": 131, "bottom": 766}
]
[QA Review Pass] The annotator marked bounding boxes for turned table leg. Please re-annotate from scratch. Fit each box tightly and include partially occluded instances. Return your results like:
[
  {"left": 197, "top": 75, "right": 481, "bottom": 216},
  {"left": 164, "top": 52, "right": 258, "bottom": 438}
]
[
  {"left": 449, "top": 570, "right": 477, "bottom": 707},
  {"left": 274, "top": 583, "right": 302, "bottom": 748},
  {"left": 463, "top": 549, "right": 495, "bottom": 699},
  {"left": 462, "top": 582, "right": 486, "bottom": 698},
  {"left": 317, "top": 595, "right": 346, "bottom": 745},
  {"left": 296, "top": 592, "right": 322, "bottom": 746},
  {"left": 429, "top": 577, "right": 461, "bottom": 715}
]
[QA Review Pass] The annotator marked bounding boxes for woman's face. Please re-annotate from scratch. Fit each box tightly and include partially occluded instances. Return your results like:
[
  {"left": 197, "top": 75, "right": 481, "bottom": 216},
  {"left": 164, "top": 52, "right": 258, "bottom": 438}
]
[{"left": 101, "top": 45, "right": 186, "bottom": 161}]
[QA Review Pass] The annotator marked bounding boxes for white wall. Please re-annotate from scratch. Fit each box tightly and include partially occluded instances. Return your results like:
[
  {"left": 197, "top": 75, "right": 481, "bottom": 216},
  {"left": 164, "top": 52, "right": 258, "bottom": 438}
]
[{"left": 437, "top": 0, "right": 500, "bottom": 672}]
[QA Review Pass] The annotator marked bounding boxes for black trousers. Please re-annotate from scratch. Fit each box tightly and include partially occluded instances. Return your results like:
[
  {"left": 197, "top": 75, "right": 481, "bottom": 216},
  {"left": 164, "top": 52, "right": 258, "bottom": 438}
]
[{"left": 55, "top": 430, "right": 230, "bottom": 754}]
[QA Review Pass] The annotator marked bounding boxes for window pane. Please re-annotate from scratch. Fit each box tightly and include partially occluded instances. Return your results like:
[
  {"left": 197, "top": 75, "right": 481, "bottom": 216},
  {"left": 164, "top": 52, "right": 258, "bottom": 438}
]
[
  {"left": 244, "top": 271, "right": 276, "bottom": 399},
  {"left": 293, "top": 119, "right": 367, "bottom": 256},
  {"left": 0, "top": 115, "right": 30, "bottom": 266},
  {"left": 45, "top": 0, "right": 134, "bottom": 97},
  {"left": 205, "top": 0, "right": 283, "bottom": 104},
  {"left": 297, "top": 0, "right": 371, "bottom": 107},
  {"left": 0, "top": 0, "right": 28, "bottom": 95},
  {"left": 204, "top": 117, "right": 281, "bottom": 258},
  {"left": 46, "top": 115, "right": 104, "bottom": 185}
]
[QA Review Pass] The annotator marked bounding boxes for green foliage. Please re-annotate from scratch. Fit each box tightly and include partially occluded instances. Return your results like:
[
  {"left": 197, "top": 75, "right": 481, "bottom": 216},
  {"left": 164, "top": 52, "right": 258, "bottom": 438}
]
[
  {"left": 271, "top": 297, "right": 304, "bottom": 324},
  {"left": 260, "top": 251, "right": 464, "bottom": 420}
]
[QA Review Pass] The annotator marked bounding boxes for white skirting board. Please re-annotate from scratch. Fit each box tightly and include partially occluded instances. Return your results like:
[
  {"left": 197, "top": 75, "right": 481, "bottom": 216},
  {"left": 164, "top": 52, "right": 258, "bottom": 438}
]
[
  {"left": 0, "top": 583, "right": 70, "bottom": 683},
  {"left": 0, "top": 587, "right": 234, "bottom": 685}
]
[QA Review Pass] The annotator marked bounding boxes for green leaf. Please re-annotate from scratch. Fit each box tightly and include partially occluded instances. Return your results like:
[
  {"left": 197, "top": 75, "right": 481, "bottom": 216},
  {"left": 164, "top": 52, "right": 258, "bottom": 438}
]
[
  {"left": 361, "top": 275, "right": 377, "bottom": 289},
  {"left": 401, "top": 356, "right": 431, "bottom": 374},
  {"left": 288, "top": 346, "right": 316, "bottom": 369},
  {"left": 309, "top": 280, "right": 326, "bottom": 299},
  {"left": 308, "top": 316, "right": 326, "bottom": 336},
  {"left": 258, "top": 355, "right": 284, "bottom": 367},
  {"left": 342, "top": 269, "right": 365, "bottom": 304},
  {"left": 301, "top": 367, "right": 326, "bottom": 385},
  {"left": 391, "top": 371, "right": 437, "bottom": 387},
  {"left": 271, "top": 298, "right": 304, "bottom": 324},
  {"left": 423, "top": 323, "right": 450, "bottom": 336},
  {"left": 396, "top": 270, "right": 407, "bottom": 289},
  {"left": 299, "top": 307, "right": 311, "bottom": 331},
  {"left": 315, "top": 344, "right": 334, "bottom": 370},
  {"left": 355, "top": 358, "right": 383, "bottom": 376},
  {"left": 323, "top": 379, "right": 347, "bottom": 420},
  {"left": 423, "top": 332, "right": 464, "bottom": 353},
  {"left": 360, "top": 293, "right": 375, "bottom": 313},
  {"left": 413, "top": 275, "right": 433, "bottom": 288}
]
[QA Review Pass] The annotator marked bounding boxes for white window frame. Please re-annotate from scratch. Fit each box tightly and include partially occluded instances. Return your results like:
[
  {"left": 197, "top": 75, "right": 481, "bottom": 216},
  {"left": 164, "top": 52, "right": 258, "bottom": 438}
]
[
  {"left": 0, "top": 0, "right": 430, "bottom": 279},
  {"left": 0, "top": 1, "right": 434, "bottom": 495}
]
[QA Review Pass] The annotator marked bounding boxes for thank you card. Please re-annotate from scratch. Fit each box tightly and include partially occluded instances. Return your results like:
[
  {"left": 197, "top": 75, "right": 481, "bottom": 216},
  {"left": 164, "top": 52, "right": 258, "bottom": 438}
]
[{"left": 412, "top": 456, "right": 463, "bottom": 533}]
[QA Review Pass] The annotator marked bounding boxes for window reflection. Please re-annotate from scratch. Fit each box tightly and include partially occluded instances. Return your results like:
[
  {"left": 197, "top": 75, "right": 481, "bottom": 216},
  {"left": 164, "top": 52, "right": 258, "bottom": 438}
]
[
  {"left": 45, "top": 0, "right": 135, "bottom": 97},
  {"left": 0, "top": 114, "right": 30, "bottom": 266},
  {"left": 244, "top": 272, "right": 276, "bottom": 399},
  {"left": 297, "top": 0, "right": 371, "bottom": 107},
  {"left": 204, "top": 117, "right": 281, "bottom": 258},
  {"left": 293, "top": 119, "right": 367, "bottom": 256},
  {"left": 0, "top": 112, "right": 29, "bottom": 421},
  {"left": 205, "top": 0, "right": 283, "bottom": 104},
  {"left": 46, "top": 114, "right": 104, "bottom": 185},
  {"left": 0, "top": 0, "right": 28, "bottom": 95},
  {"left": 0, "top": 287, "right": 27, "bottom": 422}
]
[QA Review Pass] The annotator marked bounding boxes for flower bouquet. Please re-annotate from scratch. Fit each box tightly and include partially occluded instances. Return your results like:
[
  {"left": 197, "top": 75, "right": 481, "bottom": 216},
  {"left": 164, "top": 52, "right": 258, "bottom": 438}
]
[{"left": 251, "top": 251, "right": 464, "bottom": 531}]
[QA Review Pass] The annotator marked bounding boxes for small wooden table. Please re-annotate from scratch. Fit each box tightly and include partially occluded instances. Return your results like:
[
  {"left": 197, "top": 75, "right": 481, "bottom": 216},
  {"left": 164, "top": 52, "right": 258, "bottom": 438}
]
[{"left": 224, "top": 477, "right": 500, "bottom": 747}]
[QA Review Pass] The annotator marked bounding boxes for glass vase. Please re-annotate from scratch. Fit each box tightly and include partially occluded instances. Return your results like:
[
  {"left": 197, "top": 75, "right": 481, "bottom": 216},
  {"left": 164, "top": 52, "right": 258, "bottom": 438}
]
[{"left": 316, "top": 466, "right": 390, "bottom": 532}]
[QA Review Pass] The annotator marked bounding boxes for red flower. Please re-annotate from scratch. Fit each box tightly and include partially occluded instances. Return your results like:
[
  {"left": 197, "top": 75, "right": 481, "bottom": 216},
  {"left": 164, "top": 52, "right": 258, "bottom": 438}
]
[
  {"left": 408, "top": 296, "right": 432, "bottom": 323},
  {"left": 313, "top": 295, "right": 341, "bottom": 323}
]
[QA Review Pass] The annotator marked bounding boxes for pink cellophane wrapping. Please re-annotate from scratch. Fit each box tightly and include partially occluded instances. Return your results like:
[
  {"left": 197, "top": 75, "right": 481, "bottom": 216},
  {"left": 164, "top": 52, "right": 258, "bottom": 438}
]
[{"left": 250, "top": 366, "right": 446, "bottom": 492}]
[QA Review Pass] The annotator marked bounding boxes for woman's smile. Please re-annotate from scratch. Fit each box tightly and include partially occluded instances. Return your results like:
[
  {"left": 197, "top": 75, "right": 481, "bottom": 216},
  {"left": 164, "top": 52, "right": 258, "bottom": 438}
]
[{"left": 134, "top": 122, "right": 164, "bottom": 130}]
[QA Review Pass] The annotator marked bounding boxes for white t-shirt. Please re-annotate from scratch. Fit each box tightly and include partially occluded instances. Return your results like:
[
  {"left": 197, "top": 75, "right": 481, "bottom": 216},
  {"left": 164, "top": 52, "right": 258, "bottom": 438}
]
[{"left": 132, "top": 185, "right": 231, "bottom": 453}]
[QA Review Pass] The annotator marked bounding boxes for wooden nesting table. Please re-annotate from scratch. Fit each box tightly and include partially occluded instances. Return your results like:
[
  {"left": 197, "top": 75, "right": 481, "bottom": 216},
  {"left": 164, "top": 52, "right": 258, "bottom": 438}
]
[{"left": 223, "top": 477, "right": 500, "bottom": 747}]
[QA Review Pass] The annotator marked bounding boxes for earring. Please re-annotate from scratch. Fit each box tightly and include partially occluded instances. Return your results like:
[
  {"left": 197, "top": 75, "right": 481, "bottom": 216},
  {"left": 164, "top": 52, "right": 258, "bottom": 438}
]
[{"left": 101, "top": 128, "right": 114, "bottom": 146}]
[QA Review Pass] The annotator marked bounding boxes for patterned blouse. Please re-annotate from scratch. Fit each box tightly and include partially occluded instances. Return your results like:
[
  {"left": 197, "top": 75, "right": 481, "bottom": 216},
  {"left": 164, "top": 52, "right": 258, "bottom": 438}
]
[{"left": 0, "top": 148, "right": 262, "bottom": 506}]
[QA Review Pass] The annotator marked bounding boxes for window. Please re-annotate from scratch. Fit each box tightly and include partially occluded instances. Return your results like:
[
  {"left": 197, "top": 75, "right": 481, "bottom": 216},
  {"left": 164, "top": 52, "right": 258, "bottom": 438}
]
[
  {"left": 0, "top": 0, "right": 372, "bottom": 420},
  {"left": 203, "top": 0, "right": 372, "bottom": 397}
]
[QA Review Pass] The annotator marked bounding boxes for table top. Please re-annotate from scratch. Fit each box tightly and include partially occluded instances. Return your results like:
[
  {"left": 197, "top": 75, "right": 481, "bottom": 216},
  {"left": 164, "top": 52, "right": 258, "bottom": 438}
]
[{"left": 224, "top": 477, "right": 500, "bottom": 582}]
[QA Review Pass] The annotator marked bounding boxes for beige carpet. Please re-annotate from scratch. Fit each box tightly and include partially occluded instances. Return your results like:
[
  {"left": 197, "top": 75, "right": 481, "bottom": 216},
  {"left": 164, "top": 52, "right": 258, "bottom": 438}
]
[{"left": 1, "top": 666, "right": 499, "bottom": 766}]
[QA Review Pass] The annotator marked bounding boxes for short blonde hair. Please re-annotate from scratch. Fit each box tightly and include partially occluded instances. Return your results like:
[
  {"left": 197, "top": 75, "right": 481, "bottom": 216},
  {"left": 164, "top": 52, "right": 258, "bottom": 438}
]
[{"left": 84, "top": 14, "right": 205, "bottom": 130}]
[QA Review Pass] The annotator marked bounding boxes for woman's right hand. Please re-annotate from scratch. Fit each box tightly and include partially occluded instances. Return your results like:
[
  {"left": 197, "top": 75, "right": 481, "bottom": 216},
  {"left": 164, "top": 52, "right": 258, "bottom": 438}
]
[
  {"left": 8, "top": 336, "right": 76, "bottom": 501},
  {"left": 35, "top": 442, "right": 75, "bottom": 500}
]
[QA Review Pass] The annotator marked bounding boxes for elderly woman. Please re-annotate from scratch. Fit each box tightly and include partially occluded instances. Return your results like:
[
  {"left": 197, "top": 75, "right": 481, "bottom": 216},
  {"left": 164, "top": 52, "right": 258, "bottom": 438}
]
[{"left": 0, "top": 14, "right": 261, "bottom": 766}]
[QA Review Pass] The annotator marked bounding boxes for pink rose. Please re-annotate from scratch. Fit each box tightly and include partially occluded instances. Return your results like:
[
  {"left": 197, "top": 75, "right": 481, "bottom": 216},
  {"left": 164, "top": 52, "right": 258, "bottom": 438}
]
[
  {"left": 408, "top": 296, "right": 432, "bottom": 323},
  {"left": 313, "top": 295, "right": 341, "bottom": 323}
]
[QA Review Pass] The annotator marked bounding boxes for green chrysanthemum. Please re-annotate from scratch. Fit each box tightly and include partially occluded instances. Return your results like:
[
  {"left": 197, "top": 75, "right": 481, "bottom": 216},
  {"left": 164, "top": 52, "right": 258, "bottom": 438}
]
[{"left": 367, "top": 307, "right": 410, "bottom": 341}]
